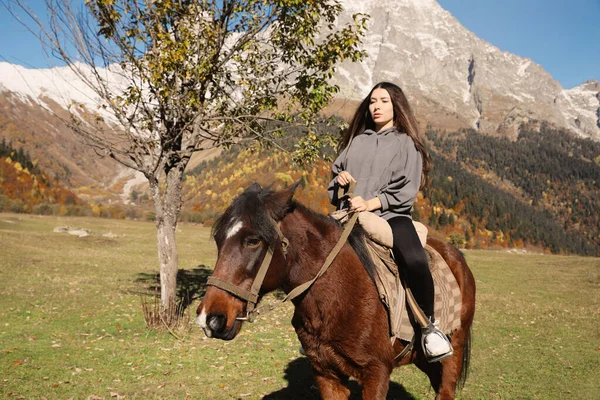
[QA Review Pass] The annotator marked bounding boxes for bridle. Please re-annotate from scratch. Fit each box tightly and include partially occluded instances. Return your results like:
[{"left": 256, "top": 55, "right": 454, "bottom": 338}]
[
  {"left": 205, "top": 192, "right": 358, "bottom": 323},
  {"left": 205, "top": 220, "right": 290, "bottom": 322}
]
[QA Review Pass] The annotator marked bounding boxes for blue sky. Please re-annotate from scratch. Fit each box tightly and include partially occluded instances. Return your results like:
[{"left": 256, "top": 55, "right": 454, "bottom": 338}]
[
  {"left": 1, "top": 0, "right": 599, "bottom": 89},
  {"left": 437, "top": 0, "right": 600, "bottom": 89}
]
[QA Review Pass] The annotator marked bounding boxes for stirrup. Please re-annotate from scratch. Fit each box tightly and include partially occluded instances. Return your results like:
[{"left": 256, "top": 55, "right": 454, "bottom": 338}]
[{"left": 421, "top": 320, "right": 453, "bottom": 363}]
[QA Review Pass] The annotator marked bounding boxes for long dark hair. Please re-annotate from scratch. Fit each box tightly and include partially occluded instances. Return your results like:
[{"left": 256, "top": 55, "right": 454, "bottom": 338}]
[{"left": 338, "top": 82, "right": 432, "bottom": 189}]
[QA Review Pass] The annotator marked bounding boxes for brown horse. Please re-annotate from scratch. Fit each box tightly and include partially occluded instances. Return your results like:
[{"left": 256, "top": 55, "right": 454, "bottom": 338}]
[{"left": 197, "top": 183, "right": 476, "bottom": 399}]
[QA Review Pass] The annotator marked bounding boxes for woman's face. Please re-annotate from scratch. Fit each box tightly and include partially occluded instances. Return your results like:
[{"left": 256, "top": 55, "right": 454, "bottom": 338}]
[{"left": 369, "top": 88, "right": 394, "bottom": 131}]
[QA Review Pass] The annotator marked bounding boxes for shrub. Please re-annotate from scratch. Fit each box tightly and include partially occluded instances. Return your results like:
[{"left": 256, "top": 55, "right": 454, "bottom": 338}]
[
  {"left": 448, "top": 232, "right": 466, "bottom": 248},
  {"left": 33, "top": 203, "right": 58, "bottom": 215}
]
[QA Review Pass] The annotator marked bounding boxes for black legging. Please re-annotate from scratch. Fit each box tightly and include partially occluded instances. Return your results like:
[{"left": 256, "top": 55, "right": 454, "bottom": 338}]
[{"left": 387, "top": 216, "right": 434, "bottom": 318}]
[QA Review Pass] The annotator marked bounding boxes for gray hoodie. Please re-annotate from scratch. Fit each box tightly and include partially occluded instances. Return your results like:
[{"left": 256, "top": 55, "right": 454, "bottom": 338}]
[{"left": 327, "top": 127, "right": 422, "bottom": 221}]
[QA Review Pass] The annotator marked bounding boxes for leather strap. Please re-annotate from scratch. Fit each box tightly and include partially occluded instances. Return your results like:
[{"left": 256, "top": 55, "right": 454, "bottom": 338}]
[
  {"left": 234, "top": 211, "right": 358, "bottom": 322},
  {"left": 247, "top": 246, "right": 274, "bottom": 313},
  {"left": 206, "top": 276, "right": 259, "bottom": 304},
  {"left": 405, "top": 287, "right": 430, "bottom": 328},
  {"left": 394, "top": 335, "right": 415, "bottom": 360},
  {"left": 282, "top": 212, "right": 358, "bottom": 302},
  {"left": 337, "top": 181, "right": 356, "bottom": 207},
  {"left": 207, "top": 221, "right": 289, "bottom": 322}
]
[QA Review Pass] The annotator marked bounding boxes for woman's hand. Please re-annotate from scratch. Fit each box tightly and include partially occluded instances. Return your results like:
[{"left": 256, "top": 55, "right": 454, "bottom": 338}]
[
  {"left": 349, "top": 196, "right": 368, "bottom": 212},
  {"left": 349, "top": 196, "right": 382, "bottom": 212},
  {"left": 337, "top": 171, "right": 355, "bottom": 187}
]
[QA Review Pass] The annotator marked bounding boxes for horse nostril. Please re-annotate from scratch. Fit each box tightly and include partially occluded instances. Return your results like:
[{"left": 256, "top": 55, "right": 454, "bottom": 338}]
[{"left": 207, "top": 313, "right": 227, "bottom": 332}]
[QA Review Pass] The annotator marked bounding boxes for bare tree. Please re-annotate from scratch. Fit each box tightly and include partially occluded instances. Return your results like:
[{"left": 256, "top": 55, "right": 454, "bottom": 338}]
[{"left": 2, "top": 0, "right": 367, "bottom": 319}]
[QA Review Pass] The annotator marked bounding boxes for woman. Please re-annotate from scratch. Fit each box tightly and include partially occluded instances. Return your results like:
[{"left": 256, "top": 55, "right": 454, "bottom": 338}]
[{"left": 327, "top": 81, "right": 452, "bottom": 362}]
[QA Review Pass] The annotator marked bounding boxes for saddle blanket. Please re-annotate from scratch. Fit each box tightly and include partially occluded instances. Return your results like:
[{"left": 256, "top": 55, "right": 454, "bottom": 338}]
[{"left": 366, "top": 240, "right": 463, "bottom": 342}]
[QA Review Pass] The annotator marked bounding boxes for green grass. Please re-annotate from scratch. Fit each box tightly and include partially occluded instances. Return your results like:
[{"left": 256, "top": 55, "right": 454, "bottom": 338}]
[{"left": 1, "top": 213, "right": 598, "bottom": 399}]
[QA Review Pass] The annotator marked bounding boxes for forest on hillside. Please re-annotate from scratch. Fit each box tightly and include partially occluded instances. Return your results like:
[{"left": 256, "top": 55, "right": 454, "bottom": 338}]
[
  {"left": 426, "top": 125, "right": 599, "bottom": 255},
  {"left": 2, "top": 122, "right": 598, "bottom": 256},
  {"left": 0, "top": 138, "right": 90, "bottom": 215},
  {"left": 181, "top": 124, "right": 599, "bottom": 256}
]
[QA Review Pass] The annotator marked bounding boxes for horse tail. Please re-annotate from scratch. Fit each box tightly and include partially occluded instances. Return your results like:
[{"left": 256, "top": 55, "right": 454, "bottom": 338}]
[{"left": 457, "top": 326, "right": 472, "bottom": 391}]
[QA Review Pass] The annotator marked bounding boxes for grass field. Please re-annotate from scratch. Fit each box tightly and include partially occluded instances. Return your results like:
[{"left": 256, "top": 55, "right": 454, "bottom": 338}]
[{"left": 1, "top": 213, "right": 598, "bottom": 399}]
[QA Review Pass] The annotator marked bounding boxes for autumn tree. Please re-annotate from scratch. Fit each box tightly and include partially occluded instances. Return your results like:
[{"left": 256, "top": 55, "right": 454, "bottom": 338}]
[{"left": 4, "top": 0, "right": 367, "bottom": 318}]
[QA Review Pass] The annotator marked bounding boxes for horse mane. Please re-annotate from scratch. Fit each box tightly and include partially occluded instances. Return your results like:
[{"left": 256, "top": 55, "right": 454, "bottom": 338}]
[
  {"left": 287, "top": 203, "right": 378, "bottom": 286},
  {"left": 212, "top": 184, "right": 377, "bottom": 284},
  {"left": 212, "top": 183, "right": 281, "bottom": 247}
]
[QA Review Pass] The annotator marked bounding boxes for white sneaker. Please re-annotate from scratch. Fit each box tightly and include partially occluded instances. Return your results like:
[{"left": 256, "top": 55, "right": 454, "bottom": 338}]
[{"left": 422, "top": 324, "right": 453, "bottom": 363}]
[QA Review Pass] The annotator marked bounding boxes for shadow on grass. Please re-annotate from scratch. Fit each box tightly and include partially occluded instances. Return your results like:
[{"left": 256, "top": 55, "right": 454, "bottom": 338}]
[
  {"left": 134, "top": 265, "right": 213, "bottom": 311},
  {"left": 133, "top": 265, "right": 287, "bottom": 314},
  {"left": 263, "top": 357, "right": 417, "bottom": 400}
]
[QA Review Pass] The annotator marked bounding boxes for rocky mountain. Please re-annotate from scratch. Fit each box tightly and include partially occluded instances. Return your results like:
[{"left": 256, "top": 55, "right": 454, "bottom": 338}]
[
  {"left": 0, "top": 0, "right": 599, "bottom": 198},
  {"left": 331, "top": 0, "right": 600, "bottom": 140},
  {"left": 0, "top": 62, "right": 215, "bottom": 201},
  {"left": 0, "top": 63, "right": 127, "bottom": 197}
]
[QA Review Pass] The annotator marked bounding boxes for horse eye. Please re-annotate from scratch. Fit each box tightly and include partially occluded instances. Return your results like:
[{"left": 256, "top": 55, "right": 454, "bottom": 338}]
[{"left": 244, "top": 237, "right": 262, "bottom": 248}]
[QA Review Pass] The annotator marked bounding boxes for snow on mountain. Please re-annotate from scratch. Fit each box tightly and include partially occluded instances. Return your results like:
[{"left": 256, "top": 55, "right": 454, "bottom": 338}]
[
  {"left": 556, "top": 81, "right": 600, "bottom": 139},
  {"left": 0, "top": 61, "right": 127, "bottom": 125},
  {"left": 0, "top": 0, "right": 599, "bottom": 142},
  {"left": 0, "top": 62, "right": 133, "bottom": 192}
]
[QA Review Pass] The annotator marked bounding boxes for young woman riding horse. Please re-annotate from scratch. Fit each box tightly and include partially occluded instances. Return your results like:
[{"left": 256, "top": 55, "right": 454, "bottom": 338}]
[
  {"left": 197, "top": 182, "right": 476, "bottom": 399},
  {"left": 328, "top": 81, "right": 451, "bottom": 362}
]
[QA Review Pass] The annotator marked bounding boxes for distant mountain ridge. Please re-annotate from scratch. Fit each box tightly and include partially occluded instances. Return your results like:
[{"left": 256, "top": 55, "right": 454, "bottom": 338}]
[
  {"left": 0, "top": 0, "right": 599, "bottom": 203},
  {"left": 0, "top": 84, "right": 125, "bottom": 195},
  {"left": 1, "top": 0, "right": 599, "bottom": 147}
]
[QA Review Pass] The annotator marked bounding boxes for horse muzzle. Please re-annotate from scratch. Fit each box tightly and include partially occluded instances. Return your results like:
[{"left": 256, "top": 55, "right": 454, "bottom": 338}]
[
  {"left": 201, "top": 314, "right": 241, "bottom": 341},
  {"left": 197, "top": 301, "right": 243, "bottom": 341}
]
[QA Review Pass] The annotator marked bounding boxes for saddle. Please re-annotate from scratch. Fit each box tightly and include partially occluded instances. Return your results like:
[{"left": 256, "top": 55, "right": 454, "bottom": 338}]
[{"left": 330, "top": 210, "right": 462, "bottom": 343}]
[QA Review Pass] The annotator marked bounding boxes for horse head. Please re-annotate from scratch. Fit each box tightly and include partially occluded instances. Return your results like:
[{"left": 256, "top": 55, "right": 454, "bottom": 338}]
[{"left": 197, "top": 182, "right": 301, "bottom": 340}]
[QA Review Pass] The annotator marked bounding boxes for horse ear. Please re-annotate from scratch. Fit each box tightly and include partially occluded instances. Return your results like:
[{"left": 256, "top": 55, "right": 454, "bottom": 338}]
[
  {"left": 248, "top": 182, "right": 263, "bottom": 192},
  {"left": 265, "top": 180, "right": 303, "bottom": 221}
]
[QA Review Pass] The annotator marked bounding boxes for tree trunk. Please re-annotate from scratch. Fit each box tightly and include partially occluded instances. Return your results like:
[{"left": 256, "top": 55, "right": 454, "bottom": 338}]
[
  {"left": 149, "top": 166, "right": 184, "bottom": 315},
  {"left": 156, "top": 212, "right": 178, "bottom": 312}
]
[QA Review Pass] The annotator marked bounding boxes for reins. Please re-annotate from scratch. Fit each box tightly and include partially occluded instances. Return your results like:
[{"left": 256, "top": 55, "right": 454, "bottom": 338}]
[{"left": 206, "top": 183, "right": 357, "bottom": 323}]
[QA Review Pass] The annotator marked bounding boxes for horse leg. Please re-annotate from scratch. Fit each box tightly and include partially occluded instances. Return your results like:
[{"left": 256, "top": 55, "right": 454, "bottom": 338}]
[
  {"left": 361, "top": 363, "right": 392, "bottom": 400},
  {"left": 414, "top": 333, "right": 466, "bottom": 400},
  {"left": 313, "top": 373, "right": 350, "bottom": 400},
  {"left": 414, "top": 357, "right": 444, "bottom": 399}
]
